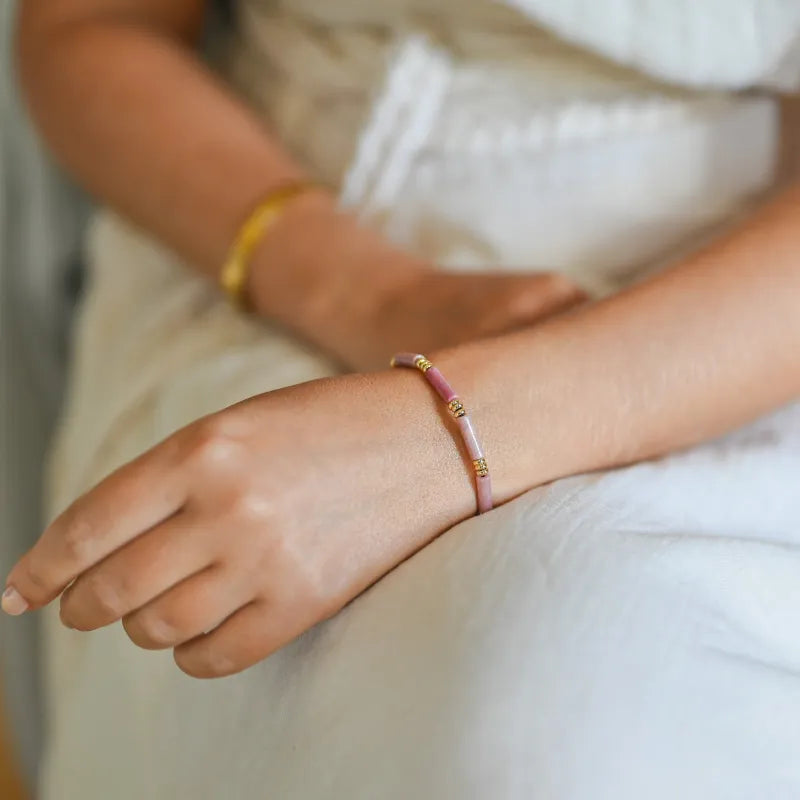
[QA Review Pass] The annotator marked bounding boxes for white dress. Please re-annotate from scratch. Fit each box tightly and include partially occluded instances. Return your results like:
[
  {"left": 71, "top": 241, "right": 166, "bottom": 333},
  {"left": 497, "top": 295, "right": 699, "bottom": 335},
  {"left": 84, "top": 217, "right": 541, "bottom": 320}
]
[{"left": 41, "top": 1, "right": 800, "bottom": 797}]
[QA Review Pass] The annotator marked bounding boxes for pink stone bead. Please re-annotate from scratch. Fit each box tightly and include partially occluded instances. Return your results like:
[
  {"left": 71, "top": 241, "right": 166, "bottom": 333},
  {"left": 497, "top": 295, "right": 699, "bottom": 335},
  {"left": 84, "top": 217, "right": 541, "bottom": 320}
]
[
  {"left": 391, "top": 353, "right": 421, "bottom": 369},
  {"left": 476, "top": 476, "right": 493, "bottom": 515},
  {"left": 455, "top": 415, "right": 484, "bottom": 461},
  {"left": 425, "top": 368, "right": 458, "bottom": 403}
]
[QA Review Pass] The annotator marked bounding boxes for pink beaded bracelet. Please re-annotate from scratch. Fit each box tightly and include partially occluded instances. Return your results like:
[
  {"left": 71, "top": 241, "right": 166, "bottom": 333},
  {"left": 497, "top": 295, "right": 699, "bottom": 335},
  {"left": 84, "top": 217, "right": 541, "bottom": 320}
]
[{"left": 391, "top": 353, "right": 493, "bottom": 515}]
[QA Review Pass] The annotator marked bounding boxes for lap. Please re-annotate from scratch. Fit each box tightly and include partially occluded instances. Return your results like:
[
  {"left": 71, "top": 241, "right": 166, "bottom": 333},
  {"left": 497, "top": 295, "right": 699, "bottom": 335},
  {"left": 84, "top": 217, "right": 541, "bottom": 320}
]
[
  {"left": 42, "top": 455, "right": 800, "bottom": 799},
  {"left": 42, "top": 214, "right": 800, "bottom": 799}
]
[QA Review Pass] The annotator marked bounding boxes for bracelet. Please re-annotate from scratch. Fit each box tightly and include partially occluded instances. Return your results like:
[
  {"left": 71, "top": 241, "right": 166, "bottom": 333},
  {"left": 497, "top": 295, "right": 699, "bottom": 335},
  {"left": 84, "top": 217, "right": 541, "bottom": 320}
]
[
  {"left": 391, "top": 353, "right": 493, "bottom": 515},
  {"left": 220, "top": 181, "right": 320, "bottom": 308}
]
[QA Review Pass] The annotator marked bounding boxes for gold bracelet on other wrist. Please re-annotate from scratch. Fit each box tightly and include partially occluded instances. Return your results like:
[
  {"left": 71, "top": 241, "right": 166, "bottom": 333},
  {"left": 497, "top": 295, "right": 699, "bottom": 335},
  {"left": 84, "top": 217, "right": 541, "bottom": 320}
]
[{"left": 220, "top": 181, "right": 321, "bottom": 308}]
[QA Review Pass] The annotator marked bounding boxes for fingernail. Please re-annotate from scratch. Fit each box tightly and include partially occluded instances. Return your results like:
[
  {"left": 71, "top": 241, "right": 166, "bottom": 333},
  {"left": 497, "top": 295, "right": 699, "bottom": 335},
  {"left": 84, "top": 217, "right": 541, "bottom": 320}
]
[{"left": 2, "top": 586, "right": 29, "bottom": 616}]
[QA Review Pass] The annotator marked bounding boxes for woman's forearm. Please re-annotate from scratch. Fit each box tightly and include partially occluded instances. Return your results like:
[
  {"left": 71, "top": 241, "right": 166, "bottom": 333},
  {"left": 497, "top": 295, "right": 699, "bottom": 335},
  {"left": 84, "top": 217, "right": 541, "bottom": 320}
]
[
  {"left": 16, "top": 1, "right": 407, "bottom": 331},
  {"left": 441, "top": 184, "right": 800, "bottom": 502}
]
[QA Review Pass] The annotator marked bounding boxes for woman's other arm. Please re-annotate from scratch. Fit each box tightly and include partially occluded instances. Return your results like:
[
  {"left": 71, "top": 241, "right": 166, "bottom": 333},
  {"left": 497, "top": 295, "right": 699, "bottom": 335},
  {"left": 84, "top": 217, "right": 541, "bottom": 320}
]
[{"left": 16, "top": 0, "right": 585, "bottom": 369}]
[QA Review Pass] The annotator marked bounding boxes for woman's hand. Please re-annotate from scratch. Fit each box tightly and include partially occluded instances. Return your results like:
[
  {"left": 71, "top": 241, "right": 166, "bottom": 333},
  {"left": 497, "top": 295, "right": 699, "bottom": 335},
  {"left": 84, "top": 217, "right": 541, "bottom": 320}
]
[
  {"left": 249, "top": 193, "right": 588, "bottom": 370},
  {"left": 3, "top": 369, "right": 480, "bottom": 678},
  {"left": 356, "top": 268, "right": 587, "bottom": 371}
]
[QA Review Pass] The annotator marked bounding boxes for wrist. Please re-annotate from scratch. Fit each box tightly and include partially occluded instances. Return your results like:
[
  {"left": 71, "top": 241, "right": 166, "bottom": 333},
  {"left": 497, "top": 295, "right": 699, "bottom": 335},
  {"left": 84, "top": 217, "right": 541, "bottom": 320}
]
[
  {"left": 378, "top": 366, "right": 479, "bottom": 526},
  {"left": 246, "top": 191, "right": 427, "bottom": 351},
  {"left": 245, "top": 189, "right": 335, "bottom": 321},
  {"left": 427, "top": 333, "right": 562, "bottom": 504}
]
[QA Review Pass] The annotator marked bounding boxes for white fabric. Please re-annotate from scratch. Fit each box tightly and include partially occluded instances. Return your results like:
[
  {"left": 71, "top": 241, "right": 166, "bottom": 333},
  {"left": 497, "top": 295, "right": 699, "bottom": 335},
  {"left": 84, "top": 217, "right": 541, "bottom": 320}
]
[
  {"left": 41, "top": 1, "right": 800, "bottom": 798},
  {"left": 502, "top": 0, "right": 800, "bottom": 90}
]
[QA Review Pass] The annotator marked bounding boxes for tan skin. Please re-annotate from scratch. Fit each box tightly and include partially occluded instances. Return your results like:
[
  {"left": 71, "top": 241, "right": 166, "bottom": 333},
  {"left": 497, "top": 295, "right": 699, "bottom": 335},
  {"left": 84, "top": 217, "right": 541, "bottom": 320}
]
[{"left": 3, "top": 0, "right": 800, "bottom": 679}]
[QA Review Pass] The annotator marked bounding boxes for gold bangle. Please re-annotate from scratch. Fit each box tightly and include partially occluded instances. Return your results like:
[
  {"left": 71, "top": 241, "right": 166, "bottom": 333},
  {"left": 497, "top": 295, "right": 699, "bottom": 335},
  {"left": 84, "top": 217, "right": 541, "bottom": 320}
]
[{"left": 220, "top": 181, "right": 320, "bottom": 308}]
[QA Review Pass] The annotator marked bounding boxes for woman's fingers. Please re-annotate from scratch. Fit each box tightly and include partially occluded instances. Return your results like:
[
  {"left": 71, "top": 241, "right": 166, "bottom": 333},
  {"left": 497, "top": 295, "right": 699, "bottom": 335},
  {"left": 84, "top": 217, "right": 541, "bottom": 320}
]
[
  {"left": 122, "top": 565, "right": 254, "bottom": 651},
  {"left": 173, "top": 600, "right": 292, "bottom": 679},
  {"left": 5, "top": 439, "right": 187, "bottom": 612},
  {"left": 58, "top": 509, "right": 217, "bottom": 631},
  {"left": 495, "top": 273, "right": 588, "bottom": 327}
]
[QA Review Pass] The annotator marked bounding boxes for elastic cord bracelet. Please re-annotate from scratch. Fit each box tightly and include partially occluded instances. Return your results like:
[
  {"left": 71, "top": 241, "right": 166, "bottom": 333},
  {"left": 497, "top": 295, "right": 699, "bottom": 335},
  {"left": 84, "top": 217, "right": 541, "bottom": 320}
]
[
  {"left": 391, "top": 353, "right": 493, "bottom": 515},
  {"left": 220, "top": 181, "right": 321, "bottom": 308}
]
